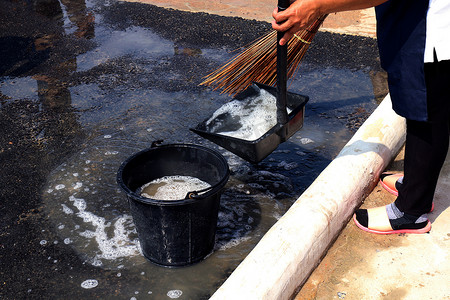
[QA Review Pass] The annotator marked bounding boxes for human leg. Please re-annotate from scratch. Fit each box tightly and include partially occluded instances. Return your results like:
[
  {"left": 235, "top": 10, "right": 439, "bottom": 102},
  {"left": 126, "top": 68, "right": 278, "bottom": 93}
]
[
  {"left": 395, "top": 119, "right": 449, "bottom": 216},
  {"left": 395, "top": 59, "right": 450, "bottom": 216},
  {"left": 354, "top": 59, "right": 450, "bottom": 234}
]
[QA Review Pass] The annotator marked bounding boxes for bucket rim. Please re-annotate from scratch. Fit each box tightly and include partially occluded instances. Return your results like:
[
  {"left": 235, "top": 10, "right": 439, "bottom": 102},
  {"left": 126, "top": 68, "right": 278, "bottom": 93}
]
[{"left": 116, "top": 143, "right": 230, "bottom": 206}]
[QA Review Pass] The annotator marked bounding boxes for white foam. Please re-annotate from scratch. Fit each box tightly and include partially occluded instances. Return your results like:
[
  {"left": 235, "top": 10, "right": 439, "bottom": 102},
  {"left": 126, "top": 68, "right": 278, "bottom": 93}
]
[
  {"left": 300, "top": 137, "right": 314, "bottom": 144},
  {"left": 218, "top": 236, "right": 251, "bottom": 250},
  {"left": 55, "top": 184, "right": 65, "bottom": 190},
  {"left": 105, "top": 150, "right": 119, "bottom": 155},
  {"left": 61, "top": 204, "right": 73, "bottom": 214},
  {"left": 70, "top": 195, "right": 87, "bottom": 211},
  {"left": 67, "top": 194, "right": 140, "bottom": 264},
  {"left": 81, "top": 279, "right": 98, "bottom": 289},
  {"left": 167, "top": 290, "right": 183, "bottom": 299},
  {"left": 139, "top": 176, "right": 211, "bottom": 200},
  {"left": 79, "top": 230, "right": 94, "bottom": 238},
  {"left": 278, "top": 161, "right": 298, "bottom": 170},
  {"left": 73, "top": 182, "right": 83, "bottom": 189},
  {"left": 91, "top": 259, "right": 102, "bottom": 267},
  {"left": 206, "top": 88, "right": 291, "bottom": 141}
]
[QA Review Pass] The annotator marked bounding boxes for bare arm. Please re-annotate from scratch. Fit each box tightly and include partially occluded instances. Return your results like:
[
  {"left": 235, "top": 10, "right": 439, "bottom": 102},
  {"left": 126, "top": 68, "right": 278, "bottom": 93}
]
[{"left": 272, "top": 0, "right": 388, "bottom": 45}]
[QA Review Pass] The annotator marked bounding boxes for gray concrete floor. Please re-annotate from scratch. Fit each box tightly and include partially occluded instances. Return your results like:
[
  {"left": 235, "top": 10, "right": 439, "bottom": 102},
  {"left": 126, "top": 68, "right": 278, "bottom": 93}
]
[{"left": 296, "top": 146, "right": 450, "bottom": 300}]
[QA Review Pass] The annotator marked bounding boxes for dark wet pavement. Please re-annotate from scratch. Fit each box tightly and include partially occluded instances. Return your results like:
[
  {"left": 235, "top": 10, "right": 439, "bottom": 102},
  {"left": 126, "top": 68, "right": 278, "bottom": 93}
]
[{"left": 0, "top": 0, "right": 387, "bottom": 298}]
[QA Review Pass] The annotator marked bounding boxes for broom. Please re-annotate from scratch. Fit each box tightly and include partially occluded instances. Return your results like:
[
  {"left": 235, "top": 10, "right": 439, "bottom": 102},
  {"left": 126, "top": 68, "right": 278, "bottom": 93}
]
[{"left": 200, "top": 14, "right": 328, "bottom": 96}]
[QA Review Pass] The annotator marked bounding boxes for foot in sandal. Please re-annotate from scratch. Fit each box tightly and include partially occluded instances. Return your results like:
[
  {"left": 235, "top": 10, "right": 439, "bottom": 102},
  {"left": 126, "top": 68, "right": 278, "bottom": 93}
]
[
  {"left": 353, "top": 203, "right": 431, "bottom": 234},
  {"left": 379, "top": 173, "right": 434, "bottom": 212},
  {"left": 379, "top": 173, "right": 403, "bottom": 196}
]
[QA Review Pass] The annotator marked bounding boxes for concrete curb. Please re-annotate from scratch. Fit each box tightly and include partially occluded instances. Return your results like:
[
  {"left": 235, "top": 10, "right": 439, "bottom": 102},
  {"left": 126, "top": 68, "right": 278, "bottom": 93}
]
[{"left": 210, "top": 94, "right": 406, "bottom": 299}]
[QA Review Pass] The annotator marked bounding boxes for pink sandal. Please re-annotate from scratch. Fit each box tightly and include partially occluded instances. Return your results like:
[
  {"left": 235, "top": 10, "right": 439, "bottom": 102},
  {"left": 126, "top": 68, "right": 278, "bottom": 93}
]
[
  {"left": 379, "top": 173, "right": 434, "bottom": 212},
  {"left": 379, "top": 173, "right": 403, "bottom": 196},
  {"left": 353, "top": 206, "right": 432, "bottom": 235}
]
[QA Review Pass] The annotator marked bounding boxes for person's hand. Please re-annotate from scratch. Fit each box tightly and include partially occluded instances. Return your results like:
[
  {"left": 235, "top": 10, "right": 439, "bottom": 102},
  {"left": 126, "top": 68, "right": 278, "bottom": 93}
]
[{"left": 272, "top": 0, "right": 322, "bottom": 45}]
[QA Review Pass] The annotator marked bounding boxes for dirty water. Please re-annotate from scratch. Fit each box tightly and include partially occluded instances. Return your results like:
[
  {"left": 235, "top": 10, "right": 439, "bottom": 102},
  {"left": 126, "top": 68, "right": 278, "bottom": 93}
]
[{"left": 0, "top": 0, "right": 386, "bottom": 298}]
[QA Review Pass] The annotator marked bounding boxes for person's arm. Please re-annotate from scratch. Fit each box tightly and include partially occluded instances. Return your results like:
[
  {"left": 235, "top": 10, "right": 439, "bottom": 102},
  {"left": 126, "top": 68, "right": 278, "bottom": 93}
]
[{"left": 272, "top": 0, "right": 388, "bottom": 45}]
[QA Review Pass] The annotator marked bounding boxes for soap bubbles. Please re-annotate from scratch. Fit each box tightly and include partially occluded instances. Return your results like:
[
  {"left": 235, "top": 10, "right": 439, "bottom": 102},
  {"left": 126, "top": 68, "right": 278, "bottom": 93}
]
[{"left": 81, "top": 279, "right": 98, "bottom": 289}]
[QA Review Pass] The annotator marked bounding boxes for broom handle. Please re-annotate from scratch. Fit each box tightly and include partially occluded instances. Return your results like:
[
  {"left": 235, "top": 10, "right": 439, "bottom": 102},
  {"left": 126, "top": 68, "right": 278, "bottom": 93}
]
[{"left": 276, "top": 0, "right": 289, "bottom": 128}]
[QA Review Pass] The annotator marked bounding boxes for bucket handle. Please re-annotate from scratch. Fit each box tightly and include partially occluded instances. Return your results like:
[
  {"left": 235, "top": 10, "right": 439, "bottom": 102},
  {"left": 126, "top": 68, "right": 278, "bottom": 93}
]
[
  {"left": 185, "top": 187, "right": 213, "bottom": 200},
  {"left": 185, "top": 172, "right": 229, "bottom": 200},
  {"left": 151, "top": 140, "right": 164, "bottom": 148},
  {"left": 149, "top": 140, "right": 230, "bottom": 200}
]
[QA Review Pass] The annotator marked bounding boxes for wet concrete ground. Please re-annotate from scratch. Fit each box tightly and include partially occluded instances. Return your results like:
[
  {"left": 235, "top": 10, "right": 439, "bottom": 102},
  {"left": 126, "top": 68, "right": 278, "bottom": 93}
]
[{"left": 1, "top": 0, "right": 388, "bottom": 298}]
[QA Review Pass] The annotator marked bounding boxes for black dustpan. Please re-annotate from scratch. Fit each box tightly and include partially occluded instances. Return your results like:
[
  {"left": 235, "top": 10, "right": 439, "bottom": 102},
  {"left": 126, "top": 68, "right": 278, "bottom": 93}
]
[
  {"left": 191, "top": 83, "right": 308, "bottom": 163},
  {"left": 191, "top": 0, "right": 308, "bottom": 164}
]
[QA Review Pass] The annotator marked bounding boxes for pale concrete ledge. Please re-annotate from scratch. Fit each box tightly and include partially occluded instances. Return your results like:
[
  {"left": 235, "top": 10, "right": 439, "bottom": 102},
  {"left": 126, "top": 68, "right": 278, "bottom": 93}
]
[{"left": 210, "top": 94, "right": 406, "bottom": 300}]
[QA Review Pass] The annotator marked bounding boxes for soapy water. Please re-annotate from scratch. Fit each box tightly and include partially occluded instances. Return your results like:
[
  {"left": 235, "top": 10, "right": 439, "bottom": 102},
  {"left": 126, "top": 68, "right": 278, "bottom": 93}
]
[
  {"left": 167, "top": 290, "right": 183, "bottom": 298},
  {"left": 43, "top": 141, "right": 142, "bottom": 269},
  {"left": 42, "top": 133, "right": 287, "bottom": 270},
  {"left": 41, "top": 135, "right": 291, "bottom": 299},
  {"left": 205, "top": 87, "right": 292, "bottom": 141},
  {"left": 37, "top": 73, "right": 372, "bottom": 297},
  {"left": 80, "top": 279, "right": 98, "bottom": 289},
  {"left": 36, "top": 76, "right": 375, "bottom": 298},
  {"left": 139, "top": 176, "right": 211, "bottom": 200}
]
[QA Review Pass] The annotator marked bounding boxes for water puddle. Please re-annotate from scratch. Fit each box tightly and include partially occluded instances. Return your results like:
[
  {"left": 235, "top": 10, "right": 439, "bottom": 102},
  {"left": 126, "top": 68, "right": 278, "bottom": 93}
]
[
  {"left": 43, "top": 139, "right": 142, "bottom": 269},
  {"left": 39, "top": 43, "right": 375, "bottom": 299},
  {"left": 0, "top": 77, "right": 39, "bottom": 101},
  {"left": 41, "top": 129, "right": 287, "bottom": 298},
  {"left": 76, "top": 26, "right": 173, "bottom": 71}
]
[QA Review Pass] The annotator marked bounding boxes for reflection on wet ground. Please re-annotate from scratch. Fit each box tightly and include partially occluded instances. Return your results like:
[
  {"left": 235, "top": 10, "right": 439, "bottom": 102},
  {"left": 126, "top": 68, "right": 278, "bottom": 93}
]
[{"left": 0, "top": 0, "right": 387, "bottom": 298}]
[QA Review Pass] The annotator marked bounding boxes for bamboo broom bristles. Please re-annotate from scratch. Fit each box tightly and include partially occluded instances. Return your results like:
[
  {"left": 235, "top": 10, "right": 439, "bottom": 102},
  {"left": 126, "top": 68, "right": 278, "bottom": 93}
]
[{"left": 200, "top": 15, "right": 327, "bottom": 96}]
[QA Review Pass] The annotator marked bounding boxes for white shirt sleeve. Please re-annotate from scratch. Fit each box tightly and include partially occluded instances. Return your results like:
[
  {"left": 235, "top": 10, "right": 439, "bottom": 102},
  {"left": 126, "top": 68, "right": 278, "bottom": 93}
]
[{"left": 424, "top": 0, "right": 450, "bottom": 62}]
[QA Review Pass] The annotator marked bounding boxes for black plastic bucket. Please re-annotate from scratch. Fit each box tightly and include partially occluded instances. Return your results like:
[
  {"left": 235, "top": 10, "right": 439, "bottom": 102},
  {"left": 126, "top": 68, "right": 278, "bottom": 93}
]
[{"left": 117, "top": 143, "right": 230, "bottom": 267}]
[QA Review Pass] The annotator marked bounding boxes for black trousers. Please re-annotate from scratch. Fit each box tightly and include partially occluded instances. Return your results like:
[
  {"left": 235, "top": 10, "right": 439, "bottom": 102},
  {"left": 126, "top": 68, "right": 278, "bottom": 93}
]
[{"left": 395, "top": 58, "right": 450, "bottom": 216}]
